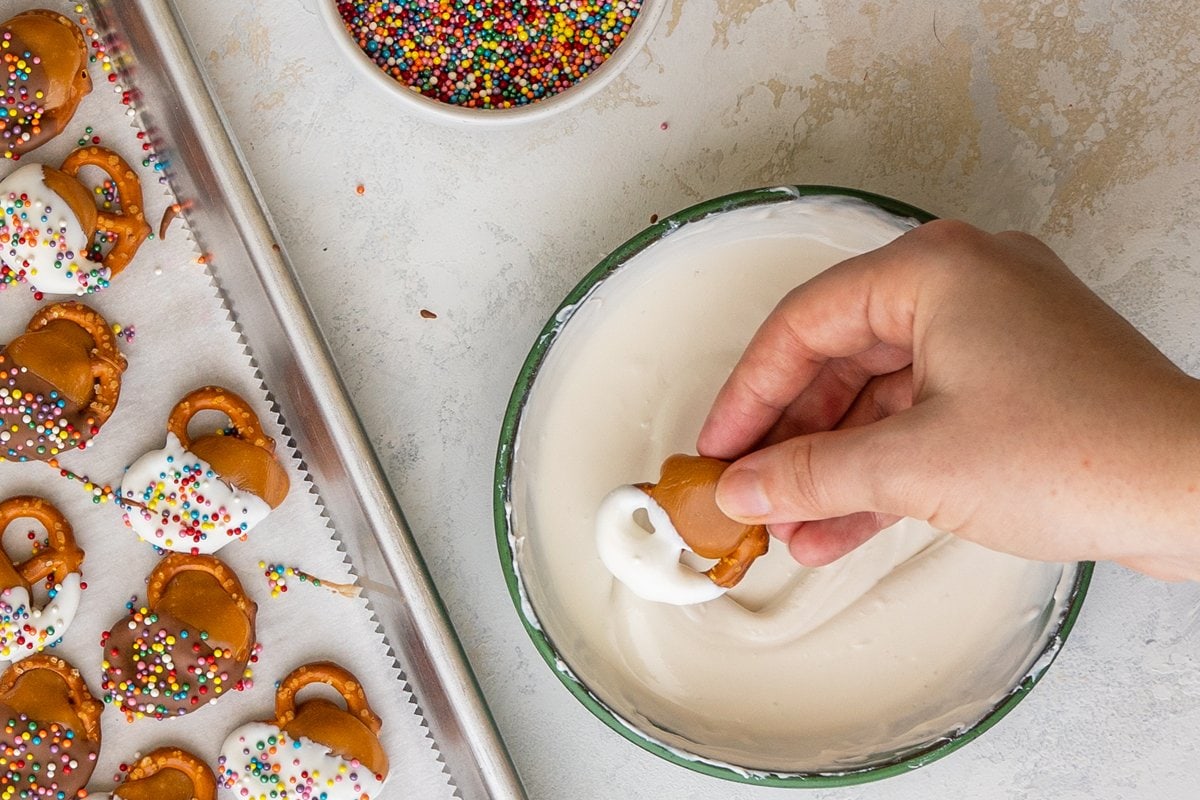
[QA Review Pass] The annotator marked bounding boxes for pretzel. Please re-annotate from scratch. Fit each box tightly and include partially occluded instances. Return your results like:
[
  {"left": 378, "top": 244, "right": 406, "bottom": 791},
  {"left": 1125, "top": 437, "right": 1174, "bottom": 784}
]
[
  {"left": 120, "top": 386, "right": 288, "bottom": 554},
  {"left": 0, "top": 495, "right": 84, "bottom": 589},
  {"left": 0, "top": 654, "right": 103, "bottom": 799},
  {"left": 1, "top": 301, "right": 127, "bottom": 461},
  {"left": 218, "top": 661, "right": 389, "bottom": 798},
  {"left": 112, "top": 747, "right": 218, "bottom": 800},
  {"left": 0, "top": 10, "right": 92, "bottom": 159},
  {"left": 636, "top": 455, "right": 768, "bottom": 587},
  {"left": 24, "top": 300, "right": 126, "bottom": 424},
  {"left": 0, "top": 495, "right": 86, "bottom": 660},
  {"left": 60, "top": 145, "right": 151, "bottom": 276},
  {"left": 276, "top": 660, "right": 385, "bottom": 738},
  {"left": 276, "top": 661, "right": 388, "bottom": 776},
  {"left": 100, "top": 552, "right": 258, "bottom": 720},
  {"left": 596, "top": 454, "right": 769, "bottom": 605},
  {"left": 0, "top": 652, "right": 102, "bottom": 740},
  {"left": 167, "top": 385, "right": 289, "bottom": 508},
  {"left": 168, "top": 385, "right": 274, "bottom": 452},
  {"left": 145, "top": 553, "right": 257, "bottom": 663}
]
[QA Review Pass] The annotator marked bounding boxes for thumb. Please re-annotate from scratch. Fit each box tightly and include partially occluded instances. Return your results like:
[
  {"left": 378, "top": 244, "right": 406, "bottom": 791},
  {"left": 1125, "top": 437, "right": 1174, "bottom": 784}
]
[{"left": 714, "top": 413, "right": 934, "bottom": 525}]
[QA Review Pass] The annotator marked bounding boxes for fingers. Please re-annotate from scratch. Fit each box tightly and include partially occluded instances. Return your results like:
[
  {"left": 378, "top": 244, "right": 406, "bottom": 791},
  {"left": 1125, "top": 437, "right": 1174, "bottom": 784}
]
[
  {"left": 714, "top": 407, "right": 937, "bottom": 526},
  {"left": 697, "top": 232, "right": 934, "bottom": 460},
  {"left": 837, "top": 367, "right": 914, "bottom": 430},
  {"left": 753, "top": 369, "right": 915, "bottom": 564},
  {"left": 775, "top": 513, "right": 902, "bottom": 566},
  {"left": 757, "top": 343, "right": 912, "bottom": 446}
]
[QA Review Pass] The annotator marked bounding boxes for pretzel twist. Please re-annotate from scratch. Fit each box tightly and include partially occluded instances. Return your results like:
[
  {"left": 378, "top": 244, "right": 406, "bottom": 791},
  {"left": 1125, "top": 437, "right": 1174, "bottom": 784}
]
[
  {"left": 275, "top": 660, "right": 383, "bottom": 734},
  {"left": 146, "top": 553, "right": 257, "bottom": 662},
  {"left": 706, "top": 529, "right": 770, "bottom": 588},
  {"left": 26, "top": 300, "right": 127, "bottom": 427},
  {"left": 0, "top": 653, "right": 103, "bottom": 743},
  {"left": 0, "top": 495, "right": 83, "bottom": 587},
  {"left": 122, "top": 746, "right": 218, "bottom": 800},
  {"left": 59, "top": 146, "right": 151, "bottom": 276},
  {"left": 168, "top": 385, "right": 275, "bottom": 453}
]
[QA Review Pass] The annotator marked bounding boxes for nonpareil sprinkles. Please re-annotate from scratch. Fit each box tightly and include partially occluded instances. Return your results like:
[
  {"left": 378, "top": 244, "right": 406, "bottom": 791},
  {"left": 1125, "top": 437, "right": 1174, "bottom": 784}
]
[{"left": 336, "top": 0, "right": 643, "bottom": 108}]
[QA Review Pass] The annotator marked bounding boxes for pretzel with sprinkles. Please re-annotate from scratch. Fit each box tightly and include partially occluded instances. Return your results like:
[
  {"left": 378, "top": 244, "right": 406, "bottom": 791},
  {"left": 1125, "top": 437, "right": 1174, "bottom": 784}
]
[
  {"left": 60, "top": 145, "right": 151, "bottom": 277},
  {"left": 0, "top": 495, "right": 86, "bottom": 661},
  {"left": 88, "top": 747, "right": 217, "bottom": 800},
  {"left": 0, "top": 301, "right": 127, "bottom": 462},
  {"left": 218, "top": 661, "right": 390, "bottom": 799}
]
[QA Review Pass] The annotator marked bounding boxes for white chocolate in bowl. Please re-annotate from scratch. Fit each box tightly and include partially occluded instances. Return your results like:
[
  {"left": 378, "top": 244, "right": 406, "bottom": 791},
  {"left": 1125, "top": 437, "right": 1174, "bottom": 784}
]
[{"left": 509, "top": 194, "right": 1075, "bottom": 773}]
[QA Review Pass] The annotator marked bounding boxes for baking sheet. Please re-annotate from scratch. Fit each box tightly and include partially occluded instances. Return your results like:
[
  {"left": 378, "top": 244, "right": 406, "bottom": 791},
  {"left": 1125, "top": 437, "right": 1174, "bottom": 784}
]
[
  {"left": 0, "top": 238, "right": 451, "bottom": 796},
  {"left": 0, "top": 1, "right": 522, "bottom": 796}
]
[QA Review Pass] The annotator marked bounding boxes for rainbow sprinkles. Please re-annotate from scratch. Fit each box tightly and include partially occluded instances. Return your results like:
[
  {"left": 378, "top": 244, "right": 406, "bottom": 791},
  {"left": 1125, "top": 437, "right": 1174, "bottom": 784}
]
[{"left": 336, "top": 0, "right": 644, "bottom": 109}]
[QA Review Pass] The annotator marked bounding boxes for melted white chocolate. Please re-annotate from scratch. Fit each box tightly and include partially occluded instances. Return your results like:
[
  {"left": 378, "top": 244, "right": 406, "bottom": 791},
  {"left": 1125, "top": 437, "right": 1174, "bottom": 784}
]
[
  {"left": 510, "top": 193, "right": 1075, "bottom": 773},
  {"left": 0, "top": 163, "right": 108, "bottom": 295},
  {"left": 0, "top": 571, "right": 83, "bottom": 662},
  {"left": 217, "top": 721, "right": 386, "bottom": 800},
  {"left": 595, "top": 485, "right": 727, "bottom": 605},
  {"left": 120, "top": 432, "right": 271, "bottom": 554}
]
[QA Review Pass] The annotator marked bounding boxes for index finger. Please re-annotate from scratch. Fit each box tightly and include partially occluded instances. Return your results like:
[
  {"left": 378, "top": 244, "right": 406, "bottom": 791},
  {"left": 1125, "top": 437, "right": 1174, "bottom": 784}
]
[{"left": 697, "top": 227, "right": 935, "bottom": 459}]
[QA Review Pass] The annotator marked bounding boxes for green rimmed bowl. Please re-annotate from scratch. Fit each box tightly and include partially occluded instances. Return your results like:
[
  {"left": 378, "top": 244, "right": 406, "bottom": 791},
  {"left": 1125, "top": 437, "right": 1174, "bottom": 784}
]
[{"left": 494, "top": 185, "right": 1093, "bottom": 786}]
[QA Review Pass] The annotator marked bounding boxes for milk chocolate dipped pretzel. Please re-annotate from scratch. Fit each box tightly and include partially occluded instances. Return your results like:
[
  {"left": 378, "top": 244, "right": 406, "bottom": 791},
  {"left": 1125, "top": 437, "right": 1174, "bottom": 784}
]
[
  {"left": 0, "top": 10, "right": 92, "bottom": 160},
  {"left": 121, "top": 386, "right": 290, "bottom": 553},
  {"left": 218, "top": 661, "right": 389, "bottom": 799},
  {"left": 0, "top": 301, "right": 127, "bottom": 462},
  {"left": 0, "top": 495, "right": 85, "bottom": 661},
  {"left": 100, "top": 552, "right": 258, "bottom": 720},
  {"left": 596, "top": 454, "right": 769, "bottom": 605},
  {"left": 0, "top": 653, "right": 103, "bottom": 798},
  {"left": 89, "top": 747, "right": 217, "bottom": 800},
  {"left": 0, "top": 146, "right": 151, "bottom": 294}
]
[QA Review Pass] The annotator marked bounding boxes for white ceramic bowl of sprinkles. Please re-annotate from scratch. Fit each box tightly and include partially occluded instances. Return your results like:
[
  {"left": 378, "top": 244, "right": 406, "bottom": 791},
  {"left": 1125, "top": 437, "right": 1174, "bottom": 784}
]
[{"left": 318, "top": 0, "right": 666, "bottom": 124}]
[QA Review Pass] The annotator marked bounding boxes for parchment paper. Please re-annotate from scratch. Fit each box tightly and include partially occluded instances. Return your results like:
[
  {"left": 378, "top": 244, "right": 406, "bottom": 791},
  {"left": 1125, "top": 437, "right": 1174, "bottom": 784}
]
[{"left": 0, "top": 3, "right": 455, "bottom": 796}]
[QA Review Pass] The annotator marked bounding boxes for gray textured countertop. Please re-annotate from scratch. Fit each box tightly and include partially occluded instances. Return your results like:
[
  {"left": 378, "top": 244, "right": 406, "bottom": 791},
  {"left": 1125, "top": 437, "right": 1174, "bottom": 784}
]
[{"left": 177, "top": 1, "right": 1200, "bottom": 797}]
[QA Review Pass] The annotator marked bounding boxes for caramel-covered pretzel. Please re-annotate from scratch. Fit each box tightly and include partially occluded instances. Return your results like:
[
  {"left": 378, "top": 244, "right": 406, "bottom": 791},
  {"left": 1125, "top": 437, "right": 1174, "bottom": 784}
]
[
  {"left": 145, "top": 553, "right": 257, "bottom": 663},
  {"left": 0, "top": 10, "right": 92, "bottom": 159},
  {"left": 0, "top": 301, "right": 126, "bottom": 462},
  {"left": 636, "top": 454, "right": 768, "bottom": 589},
  {"left": 60, "top": 145, "right": 151, "bottom": 276},
  {"left": 166, "top": 385, "right": 289, "bottom": 508},
  {"left": 276, "top": 660, "right": 384, "bottom": 732},
  {"left": 24, "top": 300, "right": 126, "bottom": 426},
  {"left": 0, "top": 495, "right": 86, "bottom": 660},
  {"left": 275, "top": 661, "right": 389, "bottom": 778},
  {"left": 0, "top": 653, "right": 102, "bottom": 742},
  {"left": 218, "top": 661, "right": 388, "bottom": 797},
  {"left": 113, "top": 747, "right": 218, "bottom": 800},
  {"left": 0, "top": 495, "right": 84, "bottom": 589},
  {"left": 597, "top": 454, "right": 770, "bottom": 603},
  {"left": 0, "top": 654, "right": 102, "bottom": 796},
  {"left": 120, "top": 386, "right": 288, "bottom": 553},
  {"left": 101, "top": 552, "right": 257, "bottom": 720}
]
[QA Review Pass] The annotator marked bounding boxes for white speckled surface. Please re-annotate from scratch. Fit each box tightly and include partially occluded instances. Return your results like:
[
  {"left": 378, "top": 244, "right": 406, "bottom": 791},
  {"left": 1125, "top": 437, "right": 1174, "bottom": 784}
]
[{"left": 175, "top": 0, "right": 1200, "bottom": 797}]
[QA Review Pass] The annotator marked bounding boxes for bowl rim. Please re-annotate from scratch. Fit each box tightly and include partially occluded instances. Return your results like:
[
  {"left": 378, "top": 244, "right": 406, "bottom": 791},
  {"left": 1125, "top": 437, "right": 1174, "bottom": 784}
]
[
  {"left": 317, "top": 0, "right": 668, "bottom": 126},
  {"left": 493, "top": 184, "right": 1095, "bottom": 786}
]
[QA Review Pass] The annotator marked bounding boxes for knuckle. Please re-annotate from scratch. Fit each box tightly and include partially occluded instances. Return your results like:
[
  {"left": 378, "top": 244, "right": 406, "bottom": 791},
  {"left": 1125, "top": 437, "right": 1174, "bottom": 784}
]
[
  {"left": 784, "top": 439, "right": 827, "bottom": 516},
  {"left": 907, "top": 218, "right": 986, "bottom": 252}
]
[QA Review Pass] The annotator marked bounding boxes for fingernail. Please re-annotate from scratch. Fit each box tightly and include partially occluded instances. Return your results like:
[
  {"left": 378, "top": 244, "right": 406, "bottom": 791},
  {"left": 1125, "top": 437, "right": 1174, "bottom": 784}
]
[{"left": 716, "top": 468, "right": 773, "bottom": 519}]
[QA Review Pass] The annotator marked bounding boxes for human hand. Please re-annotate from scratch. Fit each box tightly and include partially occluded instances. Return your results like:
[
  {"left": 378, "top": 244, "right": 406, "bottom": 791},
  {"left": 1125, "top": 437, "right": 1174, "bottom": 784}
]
[{"left": 697, "top": 220, "right": 1200, "bottom": 580}]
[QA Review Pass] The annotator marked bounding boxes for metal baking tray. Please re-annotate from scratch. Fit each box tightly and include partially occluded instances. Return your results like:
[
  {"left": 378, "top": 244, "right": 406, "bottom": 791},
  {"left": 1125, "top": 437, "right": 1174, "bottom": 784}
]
[{"left": 86, "top": 1, "right": 527, "bottom": 797}]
